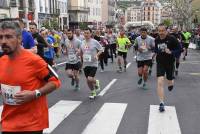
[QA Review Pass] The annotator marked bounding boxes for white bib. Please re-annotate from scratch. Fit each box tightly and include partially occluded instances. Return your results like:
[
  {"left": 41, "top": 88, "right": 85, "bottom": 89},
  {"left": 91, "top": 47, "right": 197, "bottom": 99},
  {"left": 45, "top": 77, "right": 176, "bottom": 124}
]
[
  {"left": 68, "top": 54, "right": 77, "bottom": 62},
  {"left": 1, "top": 84, "right": 21, "bottom": 105},
  {"left": 44, "top": 47, "right": 49, "bottom": 52},
  {"left": 83, "top": 54, "right": 92, "bottom": 62}
]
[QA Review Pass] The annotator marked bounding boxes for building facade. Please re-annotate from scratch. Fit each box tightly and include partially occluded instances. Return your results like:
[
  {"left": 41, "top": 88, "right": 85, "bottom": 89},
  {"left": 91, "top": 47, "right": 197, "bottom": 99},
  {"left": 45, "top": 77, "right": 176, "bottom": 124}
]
[
  {"left": 0, "top": 0, "right": 10, "bottom": 19},
  {"left": 141, "top": 0, "right": 162, "bottom": 26},
  {"left": 57, "top": 0, "right": 69, "bottom": 30},
  {"left": 125, "top": 6, "right": 141, "bottom": 22},
  {"left": 87, "top": 0, "right": 102, "bottom": 29},
  {"left": 102, "top": 0, "right": 116, "bottom": 26},
  {"left": 68, "top": 0, "right": 89, "bottom": 29}
]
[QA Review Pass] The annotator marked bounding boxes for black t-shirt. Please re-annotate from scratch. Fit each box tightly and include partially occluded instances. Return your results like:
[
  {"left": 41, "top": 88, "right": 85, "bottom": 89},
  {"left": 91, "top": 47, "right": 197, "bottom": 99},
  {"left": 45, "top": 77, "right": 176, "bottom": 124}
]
[
  {"left": 94, "top": 35, "right": 101, "bottom": 42},
  {"left": 32, "top": 33, "right": 47, "bottom": 58},
  {"left": 155, "top": 35, "right": 179, "bottom": 65}
]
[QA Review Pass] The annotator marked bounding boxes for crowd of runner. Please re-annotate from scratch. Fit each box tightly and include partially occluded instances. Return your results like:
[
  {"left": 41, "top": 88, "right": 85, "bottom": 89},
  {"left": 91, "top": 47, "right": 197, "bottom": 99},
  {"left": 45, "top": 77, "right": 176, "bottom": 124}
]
[{"left": 0, "top": 19, "right": 195, "bottom": 133}]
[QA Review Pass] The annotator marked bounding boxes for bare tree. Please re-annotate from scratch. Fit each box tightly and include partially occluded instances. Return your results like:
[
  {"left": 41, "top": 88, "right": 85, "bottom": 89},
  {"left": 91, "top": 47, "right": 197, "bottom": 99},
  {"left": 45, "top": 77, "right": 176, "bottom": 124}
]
[{"left": 162, "top": 0, "right": 194, "bottom": 29}]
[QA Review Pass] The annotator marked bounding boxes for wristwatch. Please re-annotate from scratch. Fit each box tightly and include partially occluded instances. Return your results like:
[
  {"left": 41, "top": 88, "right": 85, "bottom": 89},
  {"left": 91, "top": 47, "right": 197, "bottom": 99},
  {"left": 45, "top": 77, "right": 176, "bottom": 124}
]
[{"left": 35, "top": 90, "right": 42, "bottom": 98}]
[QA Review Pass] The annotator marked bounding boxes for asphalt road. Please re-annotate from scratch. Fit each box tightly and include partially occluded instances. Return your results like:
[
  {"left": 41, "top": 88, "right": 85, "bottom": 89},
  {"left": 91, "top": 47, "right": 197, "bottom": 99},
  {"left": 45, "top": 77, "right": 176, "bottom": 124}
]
[{"left": 1, "top": 48, "right": 200, "bottom": 134}]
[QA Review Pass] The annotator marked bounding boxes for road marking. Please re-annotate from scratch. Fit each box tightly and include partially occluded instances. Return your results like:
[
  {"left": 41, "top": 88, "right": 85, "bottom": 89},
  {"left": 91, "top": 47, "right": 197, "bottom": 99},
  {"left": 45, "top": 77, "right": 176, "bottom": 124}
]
[
  {"left": 82, "top": 103, "right": 127, "bottom": 134},
  {"left": 147, "top": 105, "right": 181, "bottom": 134},
  {"left": 44, "top": 100, "right": 82, "bottom": 134},
  {"left": 181, "top": 61, "right": 200, "bottom": 64},
  {"left": 189, "top": 73, "right": 200, "bottom": 76},
  {"left": 53, "top": 61, "right": 67, "bottom": 67},
  {"left": 99, "top": 79, "right": 117, "bottom": 96},
  {"left": 127, "top": 62, "right": 131, "bottom": 68}
]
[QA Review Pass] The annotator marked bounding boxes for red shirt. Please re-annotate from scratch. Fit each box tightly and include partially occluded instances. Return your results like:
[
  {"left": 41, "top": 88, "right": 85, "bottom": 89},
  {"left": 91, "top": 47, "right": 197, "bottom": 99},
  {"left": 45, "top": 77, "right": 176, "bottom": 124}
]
[{"left": 0, "top": 49, "right": 61, "bottom": 131}]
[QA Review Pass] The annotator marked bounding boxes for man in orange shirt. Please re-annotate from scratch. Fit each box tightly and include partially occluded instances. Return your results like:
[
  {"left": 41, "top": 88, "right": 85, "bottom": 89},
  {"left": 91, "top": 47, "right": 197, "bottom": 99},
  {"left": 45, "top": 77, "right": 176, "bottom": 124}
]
[{"left": 0, "top": 20, "right": 61, "bottom": 134}]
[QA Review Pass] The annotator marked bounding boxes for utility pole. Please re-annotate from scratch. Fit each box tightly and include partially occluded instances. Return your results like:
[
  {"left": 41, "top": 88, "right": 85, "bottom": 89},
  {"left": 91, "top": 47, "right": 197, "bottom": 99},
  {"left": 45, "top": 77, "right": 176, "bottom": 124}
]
[{"left": 24, "top": 0, "right": 29, "bottom": 29}]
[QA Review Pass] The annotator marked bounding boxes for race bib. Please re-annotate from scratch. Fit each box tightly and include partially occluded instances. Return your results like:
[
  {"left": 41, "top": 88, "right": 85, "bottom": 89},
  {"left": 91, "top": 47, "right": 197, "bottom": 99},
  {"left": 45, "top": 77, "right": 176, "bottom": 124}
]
[
  {"left": 83, "top": 54, "right": 92, "bottom": 62},
  {"left": 68, "top": 54, "right": 77, "bottom": 62},
  {"left": 140, "top": 45, "right": 148, "bottom": 52},
  {"left": 1, "top": 84, "right": 21, "bottom": 105},
  {"left": 44, "top": 47, "right": 49, "bottom": 52},
  {"left": 119, "top": 45, "right": 124, "bottom": 50}
]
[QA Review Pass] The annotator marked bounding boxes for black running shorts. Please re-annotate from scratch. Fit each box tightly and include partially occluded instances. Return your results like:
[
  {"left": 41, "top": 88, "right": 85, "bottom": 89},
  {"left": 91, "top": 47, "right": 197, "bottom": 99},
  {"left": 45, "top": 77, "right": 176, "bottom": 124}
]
[
  {"left": 183, "top": 43, "right": 189, "bottom": 49},
  {"left": 117, "top": 51, "right": 127, "bottom": 59},
  {"left": 65, "top": 62, "right": 81, "bottom": 71},
  {"left": 84, "top": 66, "right": 97, "bottom": 78},
  {"left": 137, "top": 60, "right": 152, "bottom": 68},
  {"left": 157, "top": 63, "right": 175, "bottom": 80}
]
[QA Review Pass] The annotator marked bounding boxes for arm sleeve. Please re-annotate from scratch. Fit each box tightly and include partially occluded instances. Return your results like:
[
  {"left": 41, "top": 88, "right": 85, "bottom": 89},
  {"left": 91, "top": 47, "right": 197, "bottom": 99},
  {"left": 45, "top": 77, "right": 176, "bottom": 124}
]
[{"left": 34, "top": 58, "right": 61, "bottom": 88}]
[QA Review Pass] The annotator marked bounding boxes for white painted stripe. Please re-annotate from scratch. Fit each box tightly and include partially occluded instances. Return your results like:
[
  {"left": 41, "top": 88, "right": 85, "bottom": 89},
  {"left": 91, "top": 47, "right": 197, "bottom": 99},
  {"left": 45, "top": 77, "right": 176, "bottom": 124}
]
[
  {"left": 99, "top": 79, "right": 117, "bottom": 96},
  {"left": 127, "top": 62, "right": 131, "bottom": 68},
  {"left": 44, "top": 100, "right": 82, "bottom": 134},
  {"left": 0, "top": 105, "right": 3, "bottom": 120},
  {"left": 53, "top": 61, "right": 67, "bottom": 67},
  {"left": 148, "top": 105, "right": 181, "bottom": 134},
  {"left": 82, "top": 103, "right": 127, "bottom": 134}
]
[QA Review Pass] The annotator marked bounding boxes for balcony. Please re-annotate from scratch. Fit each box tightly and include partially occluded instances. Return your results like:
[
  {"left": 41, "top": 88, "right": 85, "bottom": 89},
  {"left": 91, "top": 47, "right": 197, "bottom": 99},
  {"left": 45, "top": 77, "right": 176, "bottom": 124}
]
[{"left": 68, "top": 6, "right": 90, "bottom": 13}]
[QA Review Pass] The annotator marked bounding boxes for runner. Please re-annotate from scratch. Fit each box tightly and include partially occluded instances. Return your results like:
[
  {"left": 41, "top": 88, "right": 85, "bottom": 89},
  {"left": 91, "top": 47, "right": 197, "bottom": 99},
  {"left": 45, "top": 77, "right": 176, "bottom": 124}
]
[
  {"left": 170, "top": 26, "right": 183, "bottom": 76},
  {"left": 105, "top": 28, "right": 117, "bottom": 63},
  {"left": 0, "top": 20, "right": 61, "bottom": 134},
  {"left": 80, "top": 28, "right": 103, "bottom": 99},
  {"left": 29, "top": 22, "right": 47, "bottom": 59},
  {"left": 155, "top": 24, "right": 179, "bottom": 112},
  {"left": 52, "top": 30, "right": 61, "bottom": 58},
  {"left": 41, "top": 29, "right": 55, "bottom": 66},
  {"left": 19, "top": 19, "right": 37, "bottom": 53},
  {"left": 65, "top": 29, "right": 82, "bottom": 91},
  {"left": 94, "top": 29, "right": 108, "bottom": 72},
  {"left": 134, "top": 27, "right": 155, "bottom": 89},
  {"left": 116, "top": 29, "right": 131, "bottom": 72},
  {"left": 182, "top": 30, "right": 191, "bottom": 60}
]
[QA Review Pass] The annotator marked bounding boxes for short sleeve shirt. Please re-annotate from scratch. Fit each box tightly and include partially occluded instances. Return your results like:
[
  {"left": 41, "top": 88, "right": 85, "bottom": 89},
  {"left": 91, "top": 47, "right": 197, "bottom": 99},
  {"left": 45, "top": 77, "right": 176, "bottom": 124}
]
[{"left": 81, "top": 38, "right": 103, "bottom": 67}]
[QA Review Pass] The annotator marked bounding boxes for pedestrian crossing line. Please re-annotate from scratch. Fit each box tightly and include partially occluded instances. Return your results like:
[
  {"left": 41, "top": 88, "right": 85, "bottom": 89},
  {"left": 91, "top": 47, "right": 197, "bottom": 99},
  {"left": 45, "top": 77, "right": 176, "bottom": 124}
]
[
  {"left": 99, "top": 79, "right": 117, "bottom": 96},
  {"left": 82, "top": 103, "right": 127, "bottom": 134},
  {"left": 43, "top": 100, "right": 82, "bottom": 134},
  {"left": 147, "top": 105, "right": 181, "bottom": 134}
]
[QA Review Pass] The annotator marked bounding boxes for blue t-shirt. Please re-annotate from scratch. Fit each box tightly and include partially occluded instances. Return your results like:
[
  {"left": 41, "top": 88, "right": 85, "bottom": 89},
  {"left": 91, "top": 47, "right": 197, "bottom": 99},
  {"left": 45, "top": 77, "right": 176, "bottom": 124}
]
[
  {"left": 44, "top": 36, "right": 54, "bottom": 59},
  {"left": 22, "top": 30, "right": 35, "bottom": 49}
]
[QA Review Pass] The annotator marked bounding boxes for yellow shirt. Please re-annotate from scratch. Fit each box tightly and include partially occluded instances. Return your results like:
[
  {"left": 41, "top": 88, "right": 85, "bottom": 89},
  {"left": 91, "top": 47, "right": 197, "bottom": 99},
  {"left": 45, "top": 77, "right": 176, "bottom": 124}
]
[
  {"left": 117, "top": 36, "right": 131, "bottom": 52},
  {"left": 53, "top": 34, "right": 61, "bottom": 47}
]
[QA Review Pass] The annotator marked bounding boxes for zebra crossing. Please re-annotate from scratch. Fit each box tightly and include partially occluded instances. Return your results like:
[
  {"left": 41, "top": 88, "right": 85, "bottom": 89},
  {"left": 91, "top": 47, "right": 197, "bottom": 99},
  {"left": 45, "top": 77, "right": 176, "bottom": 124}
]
[{"left": 0, "top": 100, "right": 181, "bottom": 134}]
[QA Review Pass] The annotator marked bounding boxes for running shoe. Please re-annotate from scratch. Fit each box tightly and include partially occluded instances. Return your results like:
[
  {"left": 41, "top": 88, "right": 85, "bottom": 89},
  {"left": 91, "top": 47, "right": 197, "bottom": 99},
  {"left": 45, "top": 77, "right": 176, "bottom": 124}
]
[
  {"left": 117, "top": 67, "right": 122, "bottom": 73},
  {"left": 159, "top": 103, "right": 165, "bottom": 112},
  {"left": 89, "top": 90, "right": 97, "bottom": 99},
  {"left": 142, "top": 83, "right": 148, "bottom": 90},
  {"left": 138, "top": 78, "right": 143, "bottom": 85},
  {"left": 74, "top": 85, "right": 80, "bottom": 91},
  {"left": 168, "top": 85, "right": 174, "bottom": 92}
]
